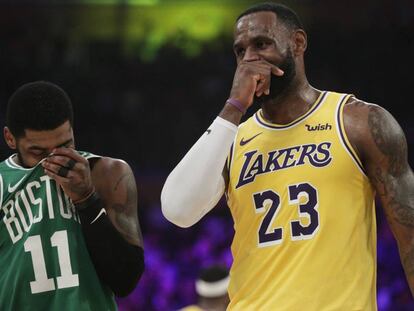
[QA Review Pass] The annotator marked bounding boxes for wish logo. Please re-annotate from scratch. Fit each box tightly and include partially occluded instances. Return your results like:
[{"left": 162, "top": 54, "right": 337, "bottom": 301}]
[
  {"left": 236, "top": 142, "right": 332, "bottom": 188},
  {"left": 305, "top": 123, "right": 332, "bottom": 131}
]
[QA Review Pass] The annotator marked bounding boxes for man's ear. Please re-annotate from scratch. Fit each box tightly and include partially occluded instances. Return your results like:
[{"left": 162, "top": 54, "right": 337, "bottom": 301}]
[
  {"left": 292, "top": 29, "right": 307, "bottom": 55},
  {"left": 4, "top": 127, "right": 17, "bottom": 150}
]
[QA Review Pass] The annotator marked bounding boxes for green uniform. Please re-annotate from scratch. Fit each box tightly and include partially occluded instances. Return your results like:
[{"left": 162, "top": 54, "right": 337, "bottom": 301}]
[{"left": 0, "top": 152, "right": 117, "bottom": 311}]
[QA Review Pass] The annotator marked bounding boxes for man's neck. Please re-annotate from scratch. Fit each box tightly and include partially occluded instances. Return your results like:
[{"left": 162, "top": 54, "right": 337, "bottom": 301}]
[{"left": 260, "top": 79, "right": 320, "bottom": 125}]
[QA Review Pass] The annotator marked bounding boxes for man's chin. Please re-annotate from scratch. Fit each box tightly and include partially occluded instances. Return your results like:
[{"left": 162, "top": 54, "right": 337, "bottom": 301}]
[
  {"left": 253, "top": 87, "right": 286, "bottom": 105},
  {"left": 254, "top": 76, "right": 296, "bottom": 106},
  {"left": 254, "top": 93, "right": 273, "bottom": 105}
]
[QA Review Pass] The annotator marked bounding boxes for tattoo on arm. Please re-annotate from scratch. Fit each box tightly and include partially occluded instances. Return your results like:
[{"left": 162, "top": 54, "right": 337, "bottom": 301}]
[
  {"left": 368, "top": 105, "right": 414, "bottom": 283},
  {"left": 368, "top": 105, "right": 407, "bottom": 176},
  {"left": 368, "top": 105, "right": 413, "bottom": 226},
  {"left": 114, "top": 172, "right": 130, "bottom": 191},
  {"left": 110, "top": 171, "right": 142, "bottom": 245},
  {"left": 403, "top": 248, "right": 414, "bottom": 276}
]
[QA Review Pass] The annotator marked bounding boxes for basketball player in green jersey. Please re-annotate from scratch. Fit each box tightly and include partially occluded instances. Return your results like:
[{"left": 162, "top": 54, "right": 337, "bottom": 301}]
[
  {"left": 0, "top": 81, "right": 144, "bottom": 310},
  {"left": 162, "top": 3, "right": 414, "bottom": 309}
]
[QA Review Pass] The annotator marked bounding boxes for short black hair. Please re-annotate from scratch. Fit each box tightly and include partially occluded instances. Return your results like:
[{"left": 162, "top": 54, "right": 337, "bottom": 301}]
[
  {"left": 198, "top": 265, "right": 229, "bottom": 283},
  {"left": 237, "top": 2, "right": 304, "bottom": 31},
  {"left": 6, "top": 81, "right": 74, "bottom": 138}
]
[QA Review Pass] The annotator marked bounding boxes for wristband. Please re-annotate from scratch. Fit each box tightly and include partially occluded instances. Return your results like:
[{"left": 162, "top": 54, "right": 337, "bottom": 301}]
[{"left": 226, "top": 98, "right": 246, "bottom": 114}]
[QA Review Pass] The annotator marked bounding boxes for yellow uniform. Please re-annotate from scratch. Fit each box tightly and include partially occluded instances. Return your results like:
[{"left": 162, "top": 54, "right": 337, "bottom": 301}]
[{"left": 226, "top": 91, "right": 376, "bottom": 310}]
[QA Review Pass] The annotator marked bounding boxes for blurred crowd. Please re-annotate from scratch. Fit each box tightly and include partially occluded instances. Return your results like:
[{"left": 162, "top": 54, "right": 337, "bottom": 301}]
[
  {"left": 115, "top": 199, "right": 414, "bottom": 311},
  {"left": 1, "top": 1, "right": 414, "bottom": 310}
]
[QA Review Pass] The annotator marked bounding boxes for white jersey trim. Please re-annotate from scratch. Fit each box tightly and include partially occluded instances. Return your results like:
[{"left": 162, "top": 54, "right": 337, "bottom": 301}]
[{"left": 6, "top": 155, "right": 37, "bottom": 171}]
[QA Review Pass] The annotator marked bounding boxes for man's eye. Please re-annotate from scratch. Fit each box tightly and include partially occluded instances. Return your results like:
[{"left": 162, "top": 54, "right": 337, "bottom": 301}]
[{"left": 235, "top": 48, "right": 245, "bottom": 56}]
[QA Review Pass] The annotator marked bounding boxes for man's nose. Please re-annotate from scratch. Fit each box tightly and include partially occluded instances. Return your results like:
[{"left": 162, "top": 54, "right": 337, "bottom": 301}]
[{"left": 243, "top": 47, "right": 260, "bottom": 62}]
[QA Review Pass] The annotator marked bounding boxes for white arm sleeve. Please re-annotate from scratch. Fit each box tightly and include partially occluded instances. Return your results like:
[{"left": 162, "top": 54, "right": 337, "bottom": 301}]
[{"left": 161, "top": 117, "right": 238, "bottom": 228}]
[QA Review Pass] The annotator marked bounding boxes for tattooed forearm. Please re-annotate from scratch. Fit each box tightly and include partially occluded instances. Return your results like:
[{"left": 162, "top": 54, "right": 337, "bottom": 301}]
[
  {"left": 387, "top": 193, "right": 414, "bottom": 228},
  {"left": 375, "top": 169, "right": 414, "bottom": 228},
  {"left": 368, "top": 105, "right": 408, "bottom": 176}
]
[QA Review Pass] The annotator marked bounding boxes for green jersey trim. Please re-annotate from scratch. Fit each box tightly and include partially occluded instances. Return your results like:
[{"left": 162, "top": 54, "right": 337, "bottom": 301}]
[
  {"left": 5, "top": 152, "right": 100, "bottom": 171},
  {"left": 0, "top": 173, "right": 3, "bottom": 209},
  {"left": 5, "top": 156, "right": 38, "bottom": 171}
]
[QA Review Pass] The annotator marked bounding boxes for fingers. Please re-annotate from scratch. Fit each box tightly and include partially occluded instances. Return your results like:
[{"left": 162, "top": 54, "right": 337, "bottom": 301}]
[
  {"left": 42, "top": 161, "right": 72, "bottom": 180},
  {"left": 270, "top": 64, "right": 284, "bottom": 77},
  {"left": 43, "top": 165, "right": 70, "bottom": 183},
  {"left": 244, "top": 59, "right": 284, "bottom": 77},
  {"left": 51, "top": 147, "right": 86, "bottom": 163},
  {"left": 66, "top": 159, "right": 76, "bottom": 170},
  {"left": 230, "top": 59, "right": 285, "bottom": 107},
  {"left": 57, "top": 166, "right": 69, "bottom": 178},
  {"left": 41, "top": 149, "right": 84, "bottom": 181},
  {"left": 45, "top": 154, "right": 78, "bottom": 170},
  {"left": 40, "top": 148, "right": 94, "bottom": 203},
  {"left": 253, "top": 68, "right": 274, "bottom": 97},
  {"left": 253, "top": 73, "right": 267, "bottom": 97},
  {"left": 244, "top": 60, "right": 284, "bottom": 97}
]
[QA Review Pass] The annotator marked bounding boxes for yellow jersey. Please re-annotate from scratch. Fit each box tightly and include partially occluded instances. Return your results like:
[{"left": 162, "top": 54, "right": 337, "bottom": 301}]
[{"left": 226, "top": 91, "right": 376, "bottom": 310}]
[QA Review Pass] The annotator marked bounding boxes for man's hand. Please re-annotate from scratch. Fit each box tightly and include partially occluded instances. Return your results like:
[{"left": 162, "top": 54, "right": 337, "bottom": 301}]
[
  {"left": 229, "top": 59, "right": 284, "bottom": 110},
  {"left": 41, "top": 148, "right": 94, "bottom": 202}
]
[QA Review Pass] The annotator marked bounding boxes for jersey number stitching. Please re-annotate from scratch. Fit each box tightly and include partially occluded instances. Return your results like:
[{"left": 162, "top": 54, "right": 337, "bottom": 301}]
[
  {"left": 253, "top": 182, "right": 319, "bottom": 247},
  {"left": 24, "top": 230, "right": 79, "bottom": 294}
]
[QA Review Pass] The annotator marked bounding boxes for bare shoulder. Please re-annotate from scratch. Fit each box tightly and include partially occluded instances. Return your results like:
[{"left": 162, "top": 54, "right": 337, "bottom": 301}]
[
  {"left": 343, "top": 96, "right": 402, "bottom": 139},
  {"left": 342, "top": 96, "right": 406, "bottom": 168},
  {"left": 90, "top": 157, "right": 136, "bottom": 201},
  {"left": 91, "top": 156, "right": 130, "bottom": 174}
]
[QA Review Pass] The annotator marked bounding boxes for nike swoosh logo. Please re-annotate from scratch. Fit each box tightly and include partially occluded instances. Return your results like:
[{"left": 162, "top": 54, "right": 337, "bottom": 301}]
[
  {"left": 240, "top": 132, "right": 263, "bottom": 146},
  {"left": 90, "top": 208, "right": 107, "bottom": 224},
  {"left": 8, "top": 175, "right": 27, "bottom": 193}
]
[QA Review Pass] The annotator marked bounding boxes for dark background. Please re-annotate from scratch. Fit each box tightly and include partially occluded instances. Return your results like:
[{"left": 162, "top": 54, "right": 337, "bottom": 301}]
[{"left": 0, "top": 0, "right": 413, "bottom": 310}]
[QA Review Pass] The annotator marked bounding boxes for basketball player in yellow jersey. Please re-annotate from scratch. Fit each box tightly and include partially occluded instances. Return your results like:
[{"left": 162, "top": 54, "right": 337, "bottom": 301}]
[{"left": 161, "top": 3, "right": 414, "bottom": 310}]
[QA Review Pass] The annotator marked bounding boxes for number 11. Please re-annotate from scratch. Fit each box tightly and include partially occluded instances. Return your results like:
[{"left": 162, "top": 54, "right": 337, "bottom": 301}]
[{"left": 24, "top": 230, "right": 79, "bottom": 294}]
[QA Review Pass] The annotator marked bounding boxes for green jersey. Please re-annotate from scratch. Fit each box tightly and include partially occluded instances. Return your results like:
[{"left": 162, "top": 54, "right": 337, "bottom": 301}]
[{"left": 0, "top": 152, "right": 117, "bottom": 311}]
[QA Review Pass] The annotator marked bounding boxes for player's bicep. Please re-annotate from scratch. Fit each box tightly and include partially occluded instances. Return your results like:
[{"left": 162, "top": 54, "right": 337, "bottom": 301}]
[
  {"left": 364, "top": 105, "right": 414, "bottom": 222},
  {"left": 363, "top": 105, "right": 414, "bottom": 255},
  {"left": 96, "top": 159, "right": 142, "bottom": 247},
  {"left": 362, "top": 104, "right": 414, "bottom": 291}
]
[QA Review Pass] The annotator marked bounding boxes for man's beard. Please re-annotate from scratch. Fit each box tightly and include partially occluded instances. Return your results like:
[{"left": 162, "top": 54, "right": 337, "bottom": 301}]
[
  {"left": 16, "top": 150, "right": 30, "bottom": 168},
  {"left": 254, "top": 49, "right": 296, "bottom": 105}
]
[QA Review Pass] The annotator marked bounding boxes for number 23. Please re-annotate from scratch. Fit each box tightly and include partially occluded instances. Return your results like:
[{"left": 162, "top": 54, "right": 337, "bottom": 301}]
[{"left": 253, "top": 182, "right": 319, "bottom": 247}]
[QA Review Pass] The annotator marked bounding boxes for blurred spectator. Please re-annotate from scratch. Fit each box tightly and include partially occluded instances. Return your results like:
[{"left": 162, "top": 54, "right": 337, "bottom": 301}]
[{"left": 179, "top": 265, "right": 230, "bottom": 311}]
